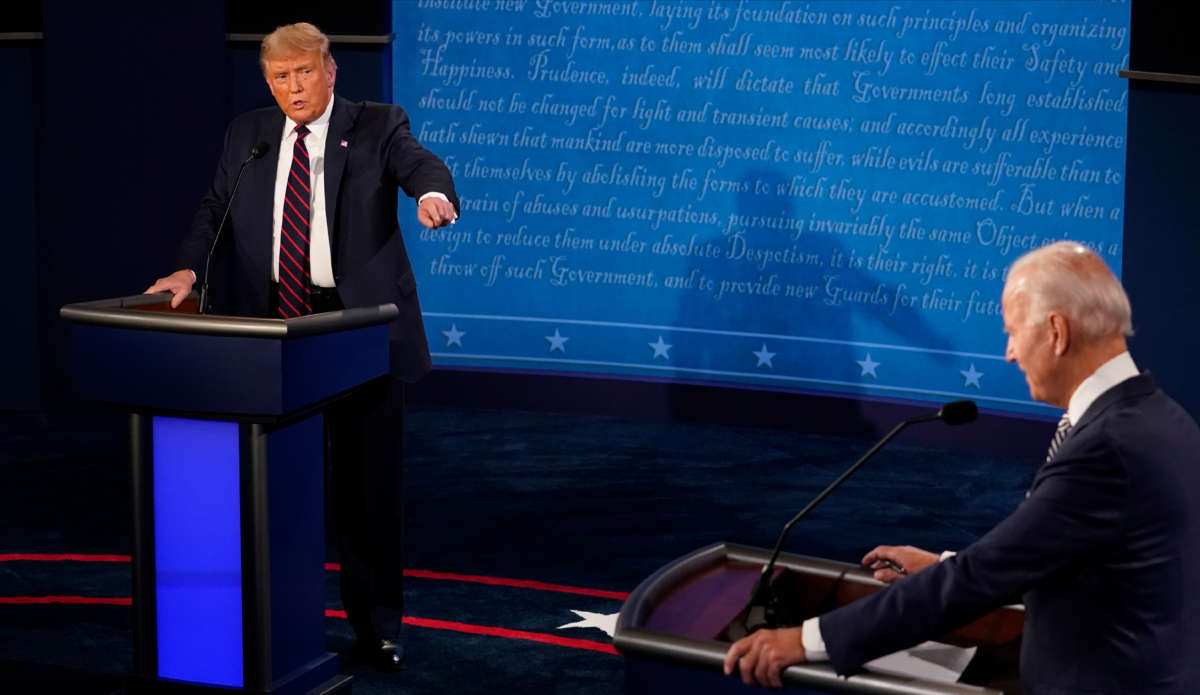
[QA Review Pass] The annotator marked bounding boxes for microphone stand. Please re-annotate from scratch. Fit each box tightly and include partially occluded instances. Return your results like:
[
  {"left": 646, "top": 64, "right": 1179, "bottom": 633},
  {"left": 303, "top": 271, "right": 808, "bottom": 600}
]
[
  {"left": 198, "top": 146, "right": 265, "bottom": 314},
  {"left": 744, "top": 411, "right": 942, "bottom": 632}
]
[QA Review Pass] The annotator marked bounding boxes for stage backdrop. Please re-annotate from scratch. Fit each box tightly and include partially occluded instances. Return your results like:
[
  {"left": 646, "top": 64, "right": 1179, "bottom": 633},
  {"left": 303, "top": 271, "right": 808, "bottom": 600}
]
[{"left": 392, "top": 0, "right": 1129, "bottom": 416}]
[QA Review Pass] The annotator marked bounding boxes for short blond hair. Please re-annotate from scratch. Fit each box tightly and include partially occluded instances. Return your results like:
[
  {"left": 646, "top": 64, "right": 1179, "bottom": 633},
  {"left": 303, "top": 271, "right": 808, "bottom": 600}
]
[{"left": 260, "top": 22, "right": 336, "bottom": 73}]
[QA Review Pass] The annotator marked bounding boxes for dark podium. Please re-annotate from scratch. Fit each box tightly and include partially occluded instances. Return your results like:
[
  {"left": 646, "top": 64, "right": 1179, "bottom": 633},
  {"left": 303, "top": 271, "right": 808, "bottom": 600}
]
[
  {"left": 60, "top": 292, "right": 400, "bottom": 694},
  {"left": 615, "top": 543, "right": 1022, "bottom": 695}
]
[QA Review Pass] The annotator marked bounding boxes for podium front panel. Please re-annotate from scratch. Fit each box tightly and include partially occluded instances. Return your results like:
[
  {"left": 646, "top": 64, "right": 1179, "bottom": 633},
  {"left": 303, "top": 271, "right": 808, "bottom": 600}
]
[{"left": 153, "top": 417, "right": 244, "bottom": 687}]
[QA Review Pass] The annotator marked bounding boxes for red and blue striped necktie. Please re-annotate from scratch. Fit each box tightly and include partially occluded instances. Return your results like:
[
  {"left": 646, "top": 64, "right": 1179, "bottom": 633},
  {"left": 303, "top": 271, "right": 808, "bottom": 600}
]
[{"left": 278, "top": 124, "right": 312, "bottom": 317}]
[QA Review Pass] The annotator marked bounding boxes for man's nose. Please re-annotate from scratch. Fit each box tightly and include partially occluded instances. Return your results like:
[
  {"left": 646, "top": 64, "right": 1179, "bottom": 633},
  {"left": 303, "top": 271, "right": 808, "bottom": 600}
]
[{"left": 288, "top": 74, "right": 302, "bottom": 92}]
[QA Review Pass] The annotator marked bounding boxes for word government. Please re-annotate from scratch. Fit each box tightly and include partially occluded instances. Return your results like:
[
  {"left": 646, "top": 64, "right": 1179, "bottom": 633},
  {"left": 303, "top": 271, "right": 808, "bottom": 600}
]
[{"left": 531, "top": 0, "right": 641, "bottom": 19}]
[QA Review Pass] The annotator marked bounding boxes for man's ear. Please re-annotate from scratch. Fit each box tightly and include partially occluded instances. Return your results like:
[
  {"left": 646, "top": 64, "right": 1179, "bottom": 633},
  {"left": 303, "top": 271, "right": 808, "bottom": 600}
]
[{"left": 1047, "top": 312, "right": 1070, "bottom": 356}]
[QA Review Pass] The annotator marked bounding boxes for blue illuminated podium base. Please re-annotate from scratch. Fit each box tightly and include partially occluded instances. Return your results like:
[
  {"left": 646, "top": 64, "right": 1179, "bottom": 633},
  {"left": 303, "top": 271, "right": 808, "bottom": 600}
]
[
  {"left": 125, "top": 413, "right": 347, "bottom": 694},
  {"left": 62, "top": 294, "right": 398, "bottom": 694}
]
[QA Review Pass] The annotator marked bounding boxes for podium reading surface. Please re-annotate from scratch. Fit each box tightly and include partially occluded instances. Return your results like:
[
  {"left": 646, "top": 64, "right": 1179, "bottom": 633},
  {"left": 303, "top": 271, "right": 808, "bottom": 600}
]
[{"left": 615, "top": 543, "right": 1022, "bottom": 695}]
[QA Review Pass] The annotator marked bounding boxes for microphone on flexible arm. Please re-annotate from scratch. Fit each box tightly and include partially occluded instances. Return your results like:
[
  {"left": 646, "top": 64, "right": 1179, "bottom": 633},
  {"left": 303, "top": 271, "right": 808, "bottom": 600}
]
[
  {"left": 196, "top": 142, "right": 270, "bottom": 314},
  {"left": 739, "top": 400, "right": 978, "bottom": 635}
]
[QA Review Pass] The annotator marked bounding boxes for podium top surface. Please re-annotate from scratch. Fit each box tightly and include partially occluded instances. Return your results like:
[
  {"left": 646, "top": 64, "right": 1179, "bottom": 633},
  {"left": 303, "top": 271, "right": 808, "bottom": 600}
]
[
  {"left": 615, "top": 543, "right": 1020, "bottom": 695},
  {"left": 60, "top": 293, "right": 398, "bottom": 339}
]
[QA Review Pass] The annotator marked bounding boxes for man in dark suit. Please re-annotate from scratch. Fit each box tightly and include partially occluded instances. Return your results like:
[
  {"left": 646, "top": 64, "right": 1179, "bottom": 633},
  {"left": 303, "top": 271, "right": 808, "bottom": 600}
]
[
  {"left": 726, "top": 241, "right": 1200, "bottom": 693},
  {"left": 147, "top": 22, "right": 458, "bottom": 671}
]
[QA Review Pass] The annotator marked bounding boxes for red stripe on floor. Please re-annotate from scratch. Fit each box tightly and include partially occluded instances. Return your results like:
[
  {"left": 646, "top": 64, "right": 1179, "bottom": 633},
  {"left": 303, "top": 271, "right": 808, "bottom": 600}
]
[
  {"left": 1, "top": 597, "right": 618, "bottom": 654},
  {"left": 0, "top": 595, "right": 131, "bottom": 606},
  {"left": 322, "top": 564, "right": 628, "bottom": 600},
  {"left": 4, "top": 554, "right": 629, "bottom": 600},
  {"left": 403, "top": 569, "right": 630, "bottom": 600},
  {"left": 0, "top": 553, "right": 131, "bottom": 563},
  {"left": 325, "top": 609, "right": 618, "bottom": 654}
]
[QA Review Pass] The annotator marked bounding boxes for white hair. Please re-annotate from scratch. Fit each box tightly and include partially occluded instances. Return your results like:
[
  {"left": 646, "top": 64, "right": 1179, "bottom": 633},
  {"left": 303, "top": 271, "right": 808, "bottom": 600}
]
[{"left": 1005, "top": 241, "right": 1132, "bottom": 341}]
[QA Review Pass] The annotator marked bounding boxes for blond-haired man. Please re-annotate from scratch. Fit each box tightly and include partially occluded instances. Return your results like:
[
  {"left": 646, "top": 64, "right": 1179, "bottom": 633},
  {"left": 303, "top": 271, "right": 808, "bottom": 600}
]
[{"left": 147, "top": 22, "right": 459, "bottom": 671}]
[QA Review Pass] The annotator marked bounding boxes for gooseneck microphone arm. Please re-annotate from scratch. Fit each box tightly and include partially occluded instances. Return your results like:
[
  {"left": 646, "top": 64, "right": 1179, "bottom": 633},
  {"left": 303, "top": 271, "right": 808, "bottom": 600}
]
[
  {"left": 745, "top": 400, "right": 978, "bottom": 628},
  {"left": 197, "top": 142, "right": 269, "bottom": 315}
]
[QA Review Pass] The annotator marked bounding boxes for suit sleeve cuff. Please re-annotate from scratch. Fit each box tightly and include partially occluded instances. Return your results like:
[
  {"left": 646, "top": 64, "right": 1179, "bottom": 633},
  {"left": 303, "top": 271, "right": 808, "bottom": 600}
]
[{"left": 802, "top": 617, "right": 829, "bottom": 661}]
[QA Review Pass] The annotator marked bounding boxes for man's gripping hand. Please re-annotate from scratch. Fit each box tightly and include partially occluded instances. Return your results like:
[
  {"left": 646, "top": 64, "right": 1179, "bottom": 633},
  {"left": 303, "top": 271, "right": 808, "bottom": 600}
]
[
  {"left": 145, "top": 269, "right": 195, "bottom": 309},
  {"left": 862, "top": 545, "right": 939, "bottom": 583},
  {"left": 723, "top": 627, "right": 806, "bottom": 689}
]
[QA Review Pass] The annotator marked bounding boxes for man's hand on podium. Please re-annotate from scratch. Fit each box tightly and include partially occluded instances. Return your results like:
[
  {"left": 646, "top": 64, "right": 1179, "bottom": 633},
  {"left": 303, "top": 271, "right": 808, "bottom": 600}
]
[
  {"left": 724, "top": 626, "right": 806, "bottom": 688},
  {"left": 145, "top": 269, "right": 195, "bottom": 309},
  {"left": 862, "top": 545, "right": 940, "bottom": 583}
]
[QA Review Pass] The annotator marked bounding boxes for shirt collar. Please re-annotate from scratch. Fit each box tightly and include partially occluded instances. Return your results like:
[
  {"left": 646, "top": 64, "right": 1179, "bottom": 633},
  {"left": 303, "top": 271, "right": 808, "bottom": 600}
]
[
  {"left": 283, "top": 93, "right": 335, "bottom": 139},
  {"left": 1065, "top": 351, "right": 1138, "bottom": 426}
]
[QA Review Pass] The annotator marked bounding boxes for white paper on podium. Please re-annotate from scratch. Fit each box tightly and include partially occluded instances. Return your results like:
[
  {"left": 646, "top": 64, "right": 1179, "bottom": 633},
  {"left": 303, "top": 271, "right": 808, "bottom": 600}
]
[{"left": 863, "top": 641, "right": 977, "bottom": 683}]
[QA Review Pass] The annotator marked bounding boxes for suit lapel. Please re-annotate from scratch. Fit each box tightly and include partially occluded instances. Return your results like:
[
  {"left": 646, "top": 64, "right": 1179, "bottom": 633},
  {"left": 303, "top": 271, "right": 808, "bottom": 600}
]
[
  {"left": 243, "top": 109, "right": 285, "bottom": 281},
  {"left": 324, "top": 96, "right": 361, "bottom": 274}
]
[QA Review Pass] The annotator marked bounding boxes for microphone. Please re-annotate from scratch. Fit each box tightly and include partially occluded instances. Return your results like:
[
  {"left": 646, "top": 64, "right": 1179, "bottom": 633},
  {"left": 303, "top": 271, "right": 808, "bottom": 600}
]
[
  {"left": 197, "top": 142, "right": 270, "bottom": 314},
  {"left": 741, "top": 400, "right": 978, "bottom": 633}
]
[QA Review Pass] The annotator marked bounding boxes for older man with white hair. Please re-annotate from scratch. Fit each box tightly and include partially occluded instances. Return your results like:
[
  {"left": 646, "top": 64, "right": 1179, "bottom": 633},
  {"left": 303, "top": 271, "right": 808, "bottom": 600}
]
[{"left": 726, "top": 241, "right": 1200, "bottom": 694}]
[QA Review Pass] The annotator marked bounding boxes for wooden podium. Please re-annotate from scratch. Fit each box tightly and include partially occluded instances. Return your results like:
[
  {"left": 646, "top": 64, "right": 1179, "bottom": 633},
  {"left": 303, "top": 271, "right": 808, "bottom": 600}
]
[
  {"left": 61, "top": 293, "right": 399, "bottom": 694},
  {"left": 615, "top": 543, "right": 1022, "bottom": 695}
]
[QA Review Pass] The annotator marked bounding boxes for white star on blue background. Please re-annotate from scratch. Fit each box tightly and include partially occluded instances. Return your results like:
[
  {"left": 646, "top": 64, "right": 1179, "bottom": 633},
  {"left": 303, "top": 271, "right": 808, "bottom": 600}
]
[
  {"left": 545, "top": 328, "right": 569, "bottom": 353},
  {"left": 752, "top": 344, "right": 776, "bottom": 368},
  {"left": 442, "top": 324, "right": 466, "bottom": 348},
  {"left": 648, "top": 336, "right": 672, "bottom": 360},
  {"left": 856, "top": 353, "right": 880, "bottom": 378},
  {"left": 960, "top": 363, "right": 984, "bottom": 388},
  {"left": 557, "top": 610, "right": 618, "bottom": 638}
]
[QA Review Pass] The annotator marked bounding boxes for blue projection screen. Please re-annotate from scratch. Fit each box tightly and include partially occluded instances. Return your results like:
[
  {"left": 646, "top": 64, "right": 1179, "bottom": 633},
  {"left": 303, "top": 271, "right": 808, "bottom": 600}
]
[{"left": 392, "top": 0, "right": 1129, "bottom": 415}]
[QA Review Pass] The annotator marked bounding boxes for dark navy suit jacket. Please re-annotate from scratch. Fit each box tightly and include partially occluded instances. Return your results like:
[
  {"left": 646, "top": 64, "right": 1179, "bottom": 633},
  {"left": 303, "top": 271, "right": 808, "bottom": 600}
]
[
  {"left": 821, "top": 373, "right": 1200, "bottom": 694},
  {"left": 178, "top": 96, "right": 459, "bottom": 382}
]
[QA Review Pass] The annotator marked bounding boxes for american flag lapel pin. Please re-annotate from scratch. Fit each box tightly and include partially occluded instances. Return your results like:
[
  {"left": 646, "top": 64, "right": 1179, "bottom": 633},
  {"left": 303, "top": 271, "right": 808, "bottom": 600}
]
[{"left": 339, "top": 139, "right": 349, "bottom": 148}]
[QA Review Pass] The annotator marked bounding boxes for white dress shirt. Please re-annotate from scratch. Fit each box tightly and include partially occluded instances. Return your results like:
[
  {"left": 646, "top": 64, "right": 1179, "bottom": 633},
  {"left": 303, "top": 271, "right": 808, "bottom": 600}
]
[
  {"left": 273, "top": 96, "right": 335, "bottom": 287},
  {"left": 799, "top": 351, "right": 1139, "bottom": 661},
  {"left": 270, "top": 95, "right": 455, "bottom": 288},
  {"left": 187, "top": 95, "right": 453, "bottom": 288}
]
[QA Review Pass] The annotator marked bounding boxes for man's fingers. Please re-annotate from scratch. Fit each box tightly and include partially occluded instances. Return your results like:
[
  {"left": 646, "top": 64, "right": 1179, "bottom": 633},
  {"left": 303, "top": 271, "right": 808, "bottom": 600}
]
[
  {"left": 863, "top": 545, "right": 899, "bottom": 567},
  {"left": 873, "top": 568, "right": 902, "bottom": 583},
  {"left": 768, "top": 656, "right": 785, "bottom": 689},
  {"left": 740, "top": 648, "right": 758, "bottom": 686},
  {"left": 418, "top": 199, "right": 455, "bottom": 228},
  {"left": 754, "top": 648, "right": 774, "bottom": 687},
  {"left": 724, "top": 637, "right": 750, "bottom": 675},
  {"left": 418, "top": 206, "right": 442, "bottom": 228}
]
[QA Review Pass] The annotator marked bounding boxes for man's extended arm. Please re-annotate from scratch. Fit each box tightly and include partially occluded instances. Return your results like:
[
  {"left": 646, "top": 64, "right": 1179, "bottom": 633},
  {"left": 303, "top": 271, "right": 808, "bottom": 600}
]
[{"left": 381, "top": 105, "right": 459, "bottom": 227}]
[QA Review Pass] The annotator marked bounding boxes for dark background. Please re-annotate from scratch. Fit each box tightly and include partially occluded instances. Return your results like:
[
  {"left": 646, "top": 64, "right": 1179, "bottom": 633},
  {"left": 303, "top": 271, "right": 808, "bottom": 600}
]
[{"left": 3, "top": 0, "right": 1198, "bottom": 440}]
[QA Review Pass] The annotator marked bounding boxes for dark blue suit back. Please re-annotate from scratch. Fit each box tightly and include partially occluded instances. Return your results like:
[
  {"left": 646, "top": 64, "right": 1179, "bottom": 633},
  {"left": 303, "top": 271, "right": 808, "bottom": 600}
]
[{"left": 820, "top": 374, "right": 1200, "bottom": 694}]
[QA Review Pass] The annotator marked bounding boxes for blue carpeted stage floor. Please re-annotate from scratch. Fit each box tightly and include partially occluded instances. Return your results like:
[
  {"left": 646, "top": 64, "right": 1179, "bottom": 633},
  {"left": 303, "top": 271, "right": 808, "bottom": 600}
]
[{"left": 0, "top": 405, "right": 1038, "bottom": 693}]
